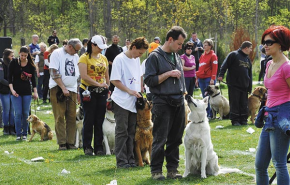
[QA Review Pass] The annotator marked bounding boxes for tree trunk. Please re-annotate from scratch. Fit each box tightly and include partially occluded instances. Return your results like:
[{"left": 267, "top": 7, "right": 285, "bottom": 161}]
[
  {"left": 255, "top": 0, "right": 259, "bottom": 59},
  {"left": 103, "top": 0, "right": 112, "bottom": 42},
  {"left": 88, "top": 0, "right": 97, "bottom": 38}
]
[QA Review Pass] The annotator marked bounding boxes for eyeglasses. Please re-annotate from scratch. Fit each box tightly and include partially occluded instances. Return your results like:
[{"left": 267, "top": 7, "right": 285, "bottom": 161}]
[
  {"left": 263, "top": 40, "right": 278, "bottom": 46},
  {"left": 71, "top": 45, "right": 79, "bottom": 53}
]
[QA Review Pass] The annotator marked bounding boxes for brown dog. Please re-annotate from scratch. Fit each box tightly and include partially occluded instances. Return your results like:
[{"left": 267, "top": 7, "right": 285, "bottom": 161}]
[
  {"left": 248, "top": 86, "right": 267, "bottom": 124},
  {"left": 27, "top": 115, "right": 53, "bottom": 141},
  {"left": 135, "top": 97, "right": 153, "bottom": 167}
]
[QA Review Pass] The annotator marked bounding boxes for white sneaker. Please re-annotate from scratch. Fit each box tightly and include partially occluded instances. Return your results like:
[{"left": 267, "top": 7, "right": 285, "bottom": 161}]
[
  {"left": 16, "top": 136, "right": 21, "bottom": 141},
  {"left": 22, "top": 136, "right": 27, "bottom": 141}
]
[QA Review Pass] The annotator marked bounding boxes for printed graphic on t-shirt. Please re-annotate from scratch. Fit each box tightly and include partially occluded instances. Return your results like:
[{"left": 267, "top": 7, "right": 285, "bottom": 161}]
[
  {"left": 239, "top": 60, "right": 250, "bottom": 68},
  {"left": 129, "top": 77, "right": 136, "bottom": 84},
  {"left": 65, "top": 59, "right": 75, "bottom": 76}
]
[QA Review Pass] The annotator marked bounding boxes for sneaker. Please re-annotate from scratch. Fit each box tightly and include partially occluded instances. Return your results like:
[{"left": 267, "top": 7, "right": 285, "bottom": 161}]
[
  {"left": 66, "top": 144, "right": 77, "bottom": 150},
  {"left": 240, "top": 121, "right": 248, "bottom": 125},
  {"left": 117, "top": 164, "right": 131, "bottom": 169},
  {"left": 167, "top": 171, "right": 182, "bottom": 179},
  {"left": 232, "top": 121, "right": 241, "bottom": 126},
  {"left": 130, "top": 163, "right": 137, "bottom": 168},
  {"left": 84, "top": 148, "right": 94, "bottom": 156},
  {"left": 95, "top": 151, "right": 105, "bottom": 156},
  {"left": 16, "top": 136, "right": 21, "bottom": 141},
  {"left": 59, "top": 144, "right": 67, "bottom": 150},
  {"left": 152, "top": 172, "right": 165, "bottom": 180},
  {"left": 43, "top": 100, "right": 47, "bottom": 104},
  {"left": 22, "top": 136, "right": 27, "bottom": 141}
]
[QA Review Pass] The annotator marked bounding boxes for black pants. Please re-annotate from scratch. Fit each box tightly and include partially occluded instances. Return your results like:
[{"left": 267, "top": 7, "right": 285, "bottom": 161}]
[
  {"left": 228, "top": 86, "right": 248, "bottom": 123},
  {"left": 80, "top": 88, "right": 107, "bottom": 153},
  {"left": 150, "top": 100, "right": 185, "bottom": 173},
  {"left": 43, "top": 70, "right": 50, "bottom": 101}
]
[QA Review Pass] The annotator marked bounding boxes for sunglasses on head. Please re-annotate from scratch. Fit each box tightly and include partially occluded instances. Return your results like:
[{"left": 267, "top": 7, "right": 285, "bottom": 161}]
[{"left": 262, "top": 40, "right": 278, "bottom": 46}]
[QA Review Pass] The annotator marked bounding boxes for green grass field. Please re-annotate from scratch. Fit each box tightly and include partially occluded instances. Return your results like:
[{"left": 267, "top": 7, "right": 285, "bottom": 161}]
[{"left": 0, "top": 83, "right": 282, "bottom": 185}]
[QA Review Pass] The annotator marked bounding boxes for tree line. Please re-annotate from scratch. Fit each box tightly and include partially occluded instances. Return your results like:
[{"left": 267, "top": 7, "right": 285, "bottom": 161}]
[{"left": 1, "top": 0, "right": 290, "bottom": 59}]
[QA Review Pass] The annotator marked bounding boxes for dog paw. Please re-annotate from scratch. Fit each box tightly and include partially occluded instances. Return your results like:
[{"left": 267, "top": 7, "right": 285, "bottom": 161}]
[{"left": 201, "top": 172, "right": 207, "bottom": 178}]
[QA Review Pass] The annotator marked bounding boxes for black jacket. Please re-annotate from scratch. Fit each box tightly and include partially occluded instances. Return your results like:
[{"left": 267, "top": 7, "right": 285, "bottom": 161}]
[
  {"left": 218, "top": 49, "right": 252, "bottom": 93},
  {"left": 47, "top": 35, "right": 59, "bottom": 46},
  {"left": 0, "top": 58, "right": 10, "bottom": 94},
  {"left": 105, "top": 44, "right": 123, "bottom": 75},
  {"left": 144, "top": 47, "right": 186, "bottom": 96}
]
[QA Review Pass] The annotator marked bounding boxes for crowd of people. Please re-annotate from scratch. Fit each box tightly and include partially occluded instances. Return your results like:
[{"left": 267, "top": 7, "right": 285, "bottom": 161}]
[{"left": 1, "top": 25, "right": 290, "bottom": 183}]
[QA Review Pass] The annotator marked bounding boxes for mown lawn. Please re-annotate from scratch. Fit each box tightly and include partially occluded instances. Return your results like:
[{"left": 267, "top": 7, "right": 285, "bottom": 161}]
[{"left": 0, "top": 83, "right": 282, "bottom": 185}]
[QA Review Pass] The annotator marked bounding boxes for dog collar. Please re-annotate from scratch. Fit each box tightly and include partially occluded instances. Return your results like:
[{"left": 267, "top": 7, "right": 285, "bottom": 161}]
[
  {"left": 106, "top": 117, "right": 115, "bottom": 123},
  {"left": 212, "top": 92, "right": 220, "bottom": 98},
  {"left": 192, "top": 121, "right": 204, "bottom": 124},
  {"left": 251, "top": 93, "right": 261, "bottom": 99}
]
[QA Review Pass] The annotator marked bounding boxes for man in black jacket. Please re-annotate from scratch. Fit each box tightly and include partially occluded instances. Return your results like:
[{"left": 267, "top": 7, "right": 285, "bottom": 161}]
[
  {"left": 189, "top": 32, "right": 204, "bottom": 70},
  {"left": 218, "top": 41, "right": 253, "bottom": 126},
  {"left": 144, "top": 26, "right": 187, "bottom": 180},
  {"left": 47, "top": 30, "right": 60, "bottom": 46},
  {"left": 105, "top": 35, "right": 123, "bottom": 93}
]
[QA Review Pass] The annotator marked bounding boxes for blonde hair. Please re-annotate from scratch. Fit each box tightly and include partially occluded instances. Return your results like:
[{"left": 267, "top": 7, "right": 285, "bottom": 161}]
[
  {"left": 47, "top": 44, "right": 58, "bottom": 53},
  {"left": 203, "top": 39, "right": 214, "bottom": 50},
  {"left": 39, "top": 42, "right": 47, "bottom": 49}
]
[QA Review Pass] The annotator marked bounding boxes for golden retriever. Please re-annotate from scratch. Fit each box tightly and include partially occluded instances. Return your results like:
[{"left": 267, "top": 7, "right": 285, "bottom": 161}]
[{"left": 248, "top": 86, "right": 267, "bottom": 124}]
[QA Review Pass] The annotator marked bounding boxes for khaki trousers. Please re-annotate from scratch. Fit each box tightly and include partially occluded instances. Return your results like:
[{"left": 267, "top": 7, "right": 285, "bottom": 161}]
[{"left": 50, "top": 86, "right": 77, "bottom": 145}]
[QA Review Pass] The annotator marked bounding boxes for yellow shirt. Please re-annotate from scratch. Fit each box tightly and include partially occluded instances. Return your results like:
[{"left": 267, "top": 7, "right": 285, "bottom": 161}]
[{"left": 78, "top": 54, "right": 108, "bottom": 90}]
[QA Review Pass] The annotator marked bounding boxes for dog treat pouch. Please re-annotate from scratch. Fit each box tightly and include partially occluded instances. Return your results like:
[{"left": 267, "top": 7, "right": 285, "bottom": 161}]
[{"left": 82, "top": 87, "right": 91, "bottom": 102}]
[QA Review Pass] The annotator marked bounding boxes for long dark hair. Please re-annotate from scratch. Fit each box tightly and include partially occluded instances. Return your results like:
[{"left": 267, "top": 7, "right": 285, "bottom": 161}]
[
  {"left": 3, "top": 48, "right": 14, "bottom": 66},
  {"left": 86, "top": 39, "right": 93, "bottom": 59},
  {"left": 19, "top": 46, "right": 35, "bottom": 68}
]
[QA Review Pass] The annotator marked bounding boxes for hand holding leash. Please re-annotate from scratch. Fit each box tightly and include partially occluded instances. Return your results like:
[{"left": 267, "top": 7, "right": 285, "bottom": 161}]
[{"left": 62, "top": 88, "right": 70, "bottom": 96}]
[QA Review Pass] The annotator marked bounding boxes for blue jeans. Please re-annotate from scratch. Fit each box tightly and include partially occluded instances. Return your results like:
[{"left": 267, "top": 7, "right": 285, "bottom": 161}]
[
  {"left": 0, "top": 93, "right": 15, "bottom": 126},
  {"left": 198, "top": 77, "right": 215, "bottom": 117},
  {"left": 37, "top": 75, "right": 44, "bottom": 99},
  {"left": 11, "top": 95, "right": 32, "bottom": 137},
  {"left": 255, "top": 123, "right": 290, "bottom": 184}
]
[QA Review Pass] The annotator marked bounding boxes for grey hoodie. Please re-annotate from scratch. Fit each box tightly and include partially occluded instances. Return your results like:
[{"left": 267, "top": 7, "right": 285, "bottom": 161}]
[{"left": 144, "top": 47, "right": 186, "bottom": 96}]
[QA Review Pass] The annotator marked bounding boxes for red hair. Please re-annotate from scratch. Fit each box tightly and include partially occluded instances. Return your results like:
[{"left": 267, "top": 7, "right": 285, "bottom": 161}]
[{"left": 261, "top": 26, "right": 290, "bottom": 51}]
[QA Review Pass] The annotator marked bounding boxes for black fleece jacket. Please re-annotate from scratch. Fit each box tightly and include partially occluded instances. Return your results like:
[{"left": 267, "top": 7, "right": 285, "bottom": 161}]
[
  {"left": 144, "top": 47, "right": 186, "bottom": 96},
  {"left": 218, "top": 48, "right": 252, "bottom": 93}
]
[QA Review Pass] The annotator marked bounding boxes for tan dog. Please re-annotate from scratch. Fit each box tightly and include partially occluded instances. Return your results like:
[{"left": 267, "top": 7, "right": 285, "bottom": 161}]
[
  {"left": 248, "top": 86, "right": 267, "bottom": 124},
  {"left": 135, "top": 97, "right": 153, "bottom": 167},
  {"left": 27, "top": 115, "right": 53, "bottom": 141},
  {"left": 204, "top": 85, "right": 230, "bottom": 120}
]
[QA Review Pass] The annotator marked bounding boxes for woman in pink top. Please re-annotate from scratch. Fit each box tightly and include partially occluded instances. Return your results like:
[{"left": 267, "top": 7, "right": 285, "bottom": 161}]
[
  {"left": 180, "top": 42, "right": 196, "bottom": 96},
  {"left": 255, "top": 26, "right": 290, "bottom": 185}
]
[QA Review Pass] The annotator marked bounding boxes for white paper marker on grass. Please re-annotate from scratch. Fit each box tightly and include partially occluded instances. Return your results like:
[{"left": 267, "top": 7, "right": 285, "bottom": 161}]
[{"left": 31, "top": 157, "right": 45, "bottom": 162}]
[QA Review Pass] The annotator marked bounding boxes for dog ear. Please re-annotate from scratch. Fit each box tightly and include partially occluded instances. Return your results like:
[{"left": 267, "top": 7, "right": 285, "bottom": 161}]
[{"left": 203, "top": 96, "right": 209, "bottom": 104}]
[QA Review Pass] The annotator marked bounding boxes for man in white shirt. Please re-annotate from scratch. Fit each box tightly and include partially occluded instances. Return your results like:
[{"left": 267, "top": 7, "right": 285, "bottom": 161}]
[
  {"left": 122, "top": 39, "right": 131, "bottom": 52},
  {"left": 49, "top": 38, "right": 82, "bottom": 150}
]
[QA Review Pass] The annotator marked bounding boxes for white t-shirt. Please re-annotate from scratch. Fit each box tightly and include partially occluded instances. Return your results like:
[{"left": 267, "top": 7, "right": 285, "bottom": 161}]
[
  {"left": 141, "top": 59, "right": 150, "bottom": 93},
  {"left": 49, "top": 47, "right": 80, "bottom": 93},
  {"left": 122, "top": 46, "right": 128, "bottom": 52},
  {"left": 35, "top": 55, "right": 44, "bottom": 76},
  {"left": 111, "top": 52, "right": 142, "bottom": 113}
]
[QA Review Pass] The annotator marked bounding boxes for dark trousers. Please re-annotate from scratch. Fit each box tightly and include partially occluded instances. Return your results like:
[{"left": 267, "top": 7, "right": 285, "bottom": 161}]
[
  {"left": 150, "top": 102, "right": 185, "bottom": 173},
  {"left": 80, "top": 88, "right": 107, "bottom": 153},
  {"left": 113, "top": 102, "right": 137, "bottom": 166},
  {"left": 185, "top": 77, "right": 196, "bottom": 97},
  {"left": 37, "top": 75, "right": 44, "bottom": 99},
  {"left": 228, "top": 86, "right": 248, "bottom": 123},
  {"left": 43, "top": 70, "right": 50, "bottom": 101}
]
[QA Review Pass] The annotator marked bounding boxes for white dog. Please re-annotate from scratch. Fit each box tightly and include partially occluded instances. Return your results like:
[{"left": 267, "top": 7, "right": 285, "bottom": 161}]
[
  {"left": 75, "top": 106, "right": 84, "bottom": 148},
  {"left": 102, "top": 100, "right": 116, "bottom": 155},
  {"left": 183, "top": 96, "right": 219, "bottom": 178}
]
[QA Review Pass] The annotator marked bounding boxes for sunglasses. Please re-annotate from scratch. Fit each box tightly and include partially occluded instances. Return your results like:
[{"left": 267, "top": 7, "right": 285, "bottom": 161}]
[
  {"left": 71, "top": 45, "right": 79, "bottom": 53},
  {"left": 262, "top": 40, "right": 278, "bottom": 46},
  {"left": 186, "top": 48, "right": 193, "bottom": 50}
]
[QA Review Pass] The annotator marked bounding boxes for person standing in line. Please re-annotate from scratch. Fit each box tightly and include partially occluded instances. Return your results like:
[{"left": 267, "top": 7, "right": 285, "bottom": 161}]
[
  {"left": 43, "top": 44, "right": 58, "bottom": 104},
  {"left": 28, "top": 35, "right": 40, "bottom": 60},
  {"left": 189, "top": 32, "right": 203, "bottom": 71},
  {"left": 47, "top": 30, "right": 60, "bottom": 46},
  {"left": 105, "top": 35, "right": 123, "bottom": 93},
  {"left": 122, "top": 39, "right": 131, "bottom": 52},
  {"left": 255, "top": 25, "right": 290, "bottom": 185},
  {"left": 35, "top": 42, "right": 47, "bottom": 101},
  {"left": 78, "top": 35, "right": 109, "bottom": 156},
  {"left": 144, "top": 26, "right": 187, "bottom": 180},
  {"left": 110, "top": 37, "right": 148, "bottom": 168},
  {"left": 180, "top": 41, "right": 196, "bottom": 97},
  {"left": 0, "top": 49, "right": 15, "bottom": 135},
  {"left": 148, "top": 37, "right": 161, "bottom": 53},
  {"left": 79, "top": 38, "right": 89, "bottom": 56},
  {"left": 8, "top": 46, "right": 38, "bottom": 141},
  {"left": 196, "top": 39, "right": 218, "bottom": 118},
  {"left": 49, "top": 38, "right": 81, "bottom": 150},
  {"left": 218, "top": 41, "right": 253, "bottom": 126}
]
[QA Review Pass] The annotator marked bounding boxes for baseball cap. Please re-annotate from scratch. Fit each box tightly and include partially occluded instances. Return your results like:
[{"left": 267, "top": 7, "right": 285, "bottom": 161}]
[
  {"left": 91, "top": 35, "right": 108, "bottom": 49},
  {"left": 154, "top": 37, "right": 161, "bottom": 43}
]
